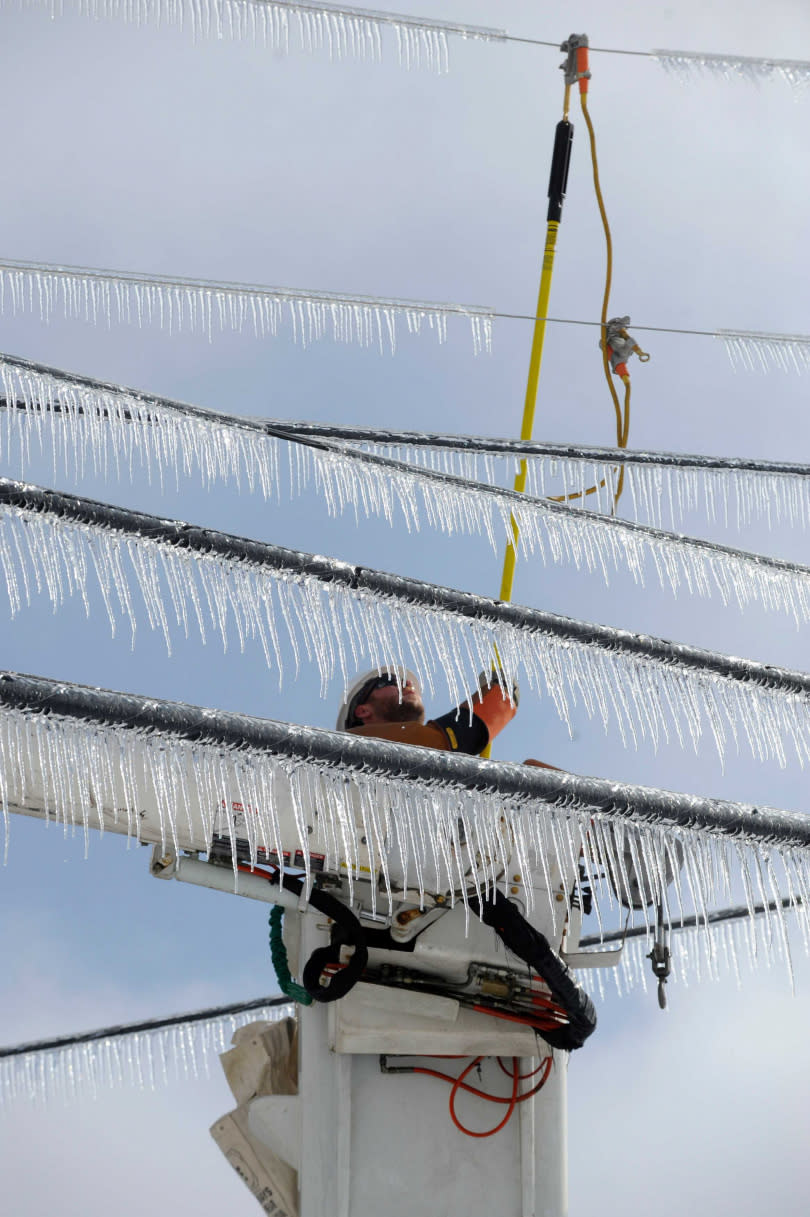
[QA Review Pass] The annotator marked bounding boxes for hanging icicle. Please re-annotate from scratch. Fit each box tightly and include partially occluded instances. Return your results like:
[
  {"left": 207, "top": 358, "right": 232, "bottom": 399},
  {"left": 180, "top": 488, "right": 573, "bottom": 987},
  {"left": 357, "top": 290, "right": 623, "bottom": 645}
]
[
  {"left": 27, "top": 0, "right": 505, "bottom": 68},
  {"left": 3, "top": 480, "right": 810, "bottom": 769},
  {"left": 0, "top": 259, "right": 493, "bottom": 354},
  {"left": 718, "top": 329, "right": 810, "bottom": 374},
  {"left": 0, "top": 997, "right": 294, "bottom": 1107},
  {"left": 653, "top": 48, "right": 810, "bottom": 94}
]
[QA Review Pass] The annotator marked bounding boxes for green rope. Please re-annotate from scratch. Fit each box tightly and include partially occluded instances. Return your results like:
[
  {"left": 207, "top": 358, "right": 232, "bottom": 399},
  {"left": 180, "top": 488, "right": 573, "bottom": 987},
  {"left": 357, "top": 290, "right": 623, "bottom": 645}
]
[{"left": 269, "top": 905, "right": 313, "bottom": 1006}]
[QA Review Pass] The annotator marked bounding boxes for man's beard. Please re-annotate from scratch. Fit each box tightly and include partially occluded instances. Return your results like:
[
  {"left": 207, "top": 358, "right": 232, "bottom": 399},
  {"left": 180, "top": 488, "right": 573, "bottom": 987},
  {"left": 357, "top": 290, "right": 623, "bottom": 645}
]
[{"left": 376, "top": 699, "right": 424, "bottom": 724}]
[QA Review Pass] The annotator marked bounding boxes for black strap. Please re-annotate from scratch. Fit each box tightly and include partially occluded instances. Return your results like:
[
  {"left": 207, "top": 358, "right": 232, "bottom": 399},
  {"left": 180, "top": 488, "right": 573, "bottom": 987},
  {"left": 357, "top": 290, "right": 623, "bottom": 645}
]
[{"left": 277, "top": 876, "right": 368, "bottom": 1003}]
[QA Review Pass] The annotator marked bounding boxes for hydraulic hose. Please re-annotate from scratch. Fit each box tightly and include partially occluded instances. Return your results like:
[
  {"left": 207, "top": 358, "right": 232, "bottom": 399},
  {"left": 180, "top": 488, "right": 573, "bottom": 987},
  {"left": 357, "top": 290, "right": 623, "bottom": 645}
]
[{"left": 469, "top": 889, "right": 597, "bottom": 1051}]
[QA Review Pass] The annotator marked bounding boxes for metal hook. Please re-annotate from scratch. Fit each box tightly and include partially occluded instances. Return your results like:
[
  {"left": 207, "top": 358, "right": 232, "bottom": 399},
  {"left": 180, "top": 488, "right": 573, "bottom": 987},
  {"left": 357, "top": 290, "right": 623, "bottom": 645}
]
[{"left": 647, "top": 903, "right": 671, "bottom": 1010}]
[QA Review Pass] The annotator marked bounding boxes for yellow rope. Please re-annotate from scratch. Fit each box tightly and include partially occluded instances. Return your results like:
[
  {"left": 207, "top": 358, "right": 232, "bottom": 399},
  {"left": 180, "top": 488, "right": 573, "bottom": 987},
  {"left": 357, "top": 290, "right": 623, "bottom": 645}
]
[
  {"left": 579, "top": 94, "right": 623, "bottom": 450},
  {"left": 547, "top": 92, "right": 627, "bottom": 511}
]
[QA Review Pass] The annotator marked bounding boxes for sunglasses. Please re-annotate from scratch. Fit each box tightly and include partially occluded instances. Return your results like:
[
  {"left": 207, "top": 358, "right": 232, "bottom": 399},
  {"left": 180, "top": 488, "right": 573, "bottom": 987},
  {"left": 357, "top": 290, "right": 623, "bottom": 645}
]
[{"left": 364, "top": 675, "right": 402, "bottom": 693}]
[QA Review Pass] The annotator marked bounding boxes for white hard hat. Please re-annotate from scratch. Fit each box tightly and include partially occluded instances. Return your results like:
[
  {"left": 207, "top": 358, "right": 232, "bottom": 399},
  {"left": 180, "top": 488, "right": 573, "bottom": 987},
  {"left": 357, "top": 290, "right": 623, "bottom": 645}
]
[{"left": 336, "top": 668, "right": 421, "bottom": 731}]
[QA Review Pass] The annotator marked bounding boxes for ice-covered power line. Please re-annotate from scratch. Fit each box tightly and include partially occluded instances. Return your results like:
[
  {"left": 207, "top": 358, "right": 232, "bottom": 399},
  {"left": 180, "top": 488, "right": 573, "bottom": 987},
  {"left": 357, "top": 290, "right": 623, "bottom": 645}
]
[
  {"left": 580, "top": 898, "right": 798, "bottom": 948},
  {"left": 6, "top": 356, "right": 810, "bottom": 620},
  {"left": 0, "top": 994, "right": 292, "bottom": 1060},
  {"left": 0, "top": 258, "right": 492, "bottom": 354},
  {"left": 4, "top": 351, "right": 810, "bottom": 534},
  {"left": 653, "top": 49, "right": 810, "bottom": 92},
  {"left": 1, "top": 260, "right": 806, "bottom": 371},
  {"left": 29, "top": 0, "right": 505, "bottom": 69},
  {"left": 1, "top": 670, "right": 808, "bottom": 979},
  {"left": 268, "top": 436, "right": 810, "bottom": 627},
  {"left": 1, "top": 663, "right": 807, "bottom": 1099},
  {"left": 0, "top": 994, "right": 293, "bottom": 1106},
  {"left": 3, "top": 478, "right": 810, "bottom": 767},
  {"left": 25, "top": 0, "right": 810, "bottom": 92}
]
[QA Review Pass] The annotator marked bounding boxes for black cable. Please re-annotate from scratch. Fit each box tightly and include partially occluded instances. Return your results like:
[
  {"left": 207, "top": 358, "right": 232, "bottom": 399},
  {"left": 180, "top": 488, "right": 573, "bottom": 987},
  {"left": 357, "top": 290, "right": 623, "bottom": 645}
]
[
  {"left": 276, "top": 873, "right": 369, "bottom": 1002},
  {"left": 578, "top": 897, "right": 801, "bottom": 948},
  {"left": 4, "top": 348, "right": 810, "bottom": 477}
]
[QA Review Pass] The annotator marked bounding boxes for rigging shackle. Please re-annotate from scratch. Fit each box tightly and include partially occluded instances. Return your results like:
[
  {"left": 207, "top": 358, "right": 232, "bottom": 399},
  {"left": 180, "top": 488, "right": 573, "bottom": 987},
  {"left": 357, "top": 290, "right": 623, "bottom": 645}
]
[
  {"left": 647, "top": 906, "right": 672, "bottom": 1010},
  {"left": 603, "top": 315, "right": 651, "bottom": 384}
]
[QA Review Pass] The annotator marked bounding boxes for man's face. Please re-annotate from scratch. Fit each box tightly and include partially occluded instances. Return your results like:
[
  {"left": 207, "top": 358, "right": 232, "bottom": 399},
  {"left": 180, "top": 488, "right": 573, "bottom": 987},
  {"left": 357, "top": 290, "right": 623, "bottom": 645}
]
[{"left": 354, "top": 676, "right": 424, "bottom": 726}]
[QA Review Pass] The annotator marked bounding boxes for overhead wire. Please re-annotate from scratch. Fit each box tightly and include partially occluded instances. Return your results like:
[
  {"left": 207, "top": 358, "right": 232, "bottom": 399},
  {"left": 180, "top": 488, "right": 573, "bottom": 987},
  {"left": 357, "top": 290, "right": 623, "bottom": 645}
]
[
  {"left": 0, "top": 994, "right": 292, "bottom": 1060},
  {"left": 10, "top": 475, "right": 810, "bottom": 709},
  {"left": 4, "top": 349, "right": 810, "bottom": 478},
  {"left": 0, "top": 256, "right": 806, "bottom": 371},
  {"left": 33, "top": 0, "right": 810, "bottom": 85}
]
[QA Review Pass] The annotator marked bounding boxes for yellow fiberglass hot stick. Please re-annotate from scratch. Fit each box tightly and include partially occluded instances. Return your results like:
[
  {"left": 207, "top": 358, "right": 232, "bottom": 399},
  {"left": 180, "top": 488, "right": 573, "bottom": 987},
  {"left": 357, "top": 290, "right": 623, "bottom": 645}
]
[
  {"left": 482, "top": 36, "right": 586, "bottom": 758},
  {"left": 497, "top": 34, "right": 586, "bottom": 607}
]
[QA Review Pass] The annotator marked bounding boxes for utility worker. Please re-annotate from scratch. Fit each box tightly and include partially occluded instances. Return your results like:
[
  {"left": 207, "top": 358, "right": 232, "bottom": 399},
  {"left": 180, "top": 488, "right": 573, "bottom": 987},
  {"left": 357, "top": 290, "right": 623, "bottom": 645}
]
[
  {"left": 336, "top": 668, "right": 556, "bottom": 769},
  {"left": 336, "top": 668, "right": 515, "bottom": 755}
]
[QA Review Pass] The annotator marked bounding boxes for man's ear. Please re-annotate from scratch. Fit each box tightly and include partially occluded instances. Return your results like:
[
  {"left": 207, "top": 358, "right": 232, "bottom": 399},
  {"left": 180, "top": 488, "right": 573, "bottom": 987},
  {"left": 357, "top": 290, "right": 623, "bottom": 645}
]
[{"left": 353, "top": 702, "right": 371, "bottom": 723}]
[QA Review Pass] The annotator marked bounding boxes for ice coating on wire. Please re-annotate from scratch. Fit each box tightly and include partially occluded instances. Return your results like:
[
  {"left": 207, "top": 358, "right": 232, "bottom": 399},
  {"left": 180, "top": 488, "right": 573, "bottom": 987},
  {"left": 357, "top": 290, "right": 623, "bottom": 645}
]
[
  {"left": 4, "top": 356, "right": 810, "bottom": 533},
  {"left": 0, "top": 1003, "right": 294, "bottom": 1108},
  {"left": 0, "top": 359, "right": 284, "bottom": 498},
  {"left": 4, "top": 494, "right": 810, "bottom": 768},
  {"left": 719, "top": 330, "right": 810, "bottom": 374},
  {"left": 0, "top": 260, "right": 493, "bottom": 355},
  {"left": 4, "top": 362, "right": 810, "bottom": 620},
  {"left": 358, "top": 441, "right": 810, "bottom": 534},
  {"left": 28, "top": 0, "right": 504, "bottom": 68},
  {"left": 293, "top": 442, "right": 810, "bottom": 629},
  {"left": 1, "top": 698, "right": 808, "bottom": 993},
  {"left": 654, "top": 49, "right": 810, "bottom": 94}
]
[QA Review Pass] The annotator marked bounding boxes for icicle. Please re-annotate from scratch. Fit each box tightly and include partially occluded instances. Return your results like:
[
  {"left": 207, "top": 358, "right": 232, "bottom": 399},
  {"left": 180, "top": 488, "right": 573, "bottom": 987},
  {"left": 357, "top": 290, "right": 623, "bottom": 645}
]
[
  {"left": 0, "top": 1003, "right": 293, "bottom": 1107},
  {"left": 0, "top": 260, "right": 493, "bottom": 354},
  {"left": 718, "top": 330, "right": 810, "bottom": 374},
  {"left": 23, "top": 0, "right": 504, "bottom": 67},
  {"left": 653, "top": 49, "right": 810, "bottom": 94}
]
